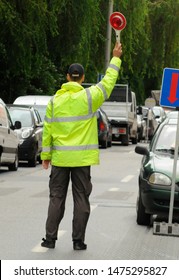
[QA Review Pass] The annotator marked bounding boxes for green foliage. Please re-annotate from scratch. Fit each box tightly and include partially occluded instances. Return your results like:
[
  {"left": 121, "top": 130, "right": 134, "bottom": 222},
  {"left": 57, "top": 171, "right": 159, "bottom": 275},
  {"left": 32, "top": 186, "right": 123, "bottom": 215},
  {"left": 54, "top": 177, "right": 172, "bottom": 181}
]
[{"left": 0, "top": 0, "right": 178, "bottom": 104}]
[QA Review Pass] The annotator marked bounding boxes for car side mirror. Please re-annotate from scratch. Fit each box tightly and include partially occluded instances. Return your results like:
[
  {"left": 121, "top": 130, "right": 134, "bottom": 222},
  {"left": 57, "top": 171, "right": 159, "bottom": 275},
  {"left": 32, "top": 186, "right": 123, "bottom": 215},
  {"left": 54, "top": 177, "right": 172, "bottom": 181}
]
[
  {"left": 135, "top": 145, "right": 149, "bottom": 156},
  {"left": 137, "top": 106, "right": 143, "bottom": 115},
  {"left": 14, "top": 120, "right": 21, "bottom": 129}
]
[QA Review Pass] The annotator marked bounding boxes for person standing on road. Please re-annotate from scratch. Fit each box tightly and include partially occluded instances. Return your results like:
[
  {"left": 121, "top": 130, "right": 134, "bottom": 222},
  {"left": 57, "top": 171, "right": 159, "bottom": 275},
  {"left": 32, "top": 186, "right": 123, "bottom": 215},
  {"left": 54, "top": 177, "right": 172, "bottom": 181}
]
[{"left": 41, "top": 42, "right": 123, "bottom": 250}]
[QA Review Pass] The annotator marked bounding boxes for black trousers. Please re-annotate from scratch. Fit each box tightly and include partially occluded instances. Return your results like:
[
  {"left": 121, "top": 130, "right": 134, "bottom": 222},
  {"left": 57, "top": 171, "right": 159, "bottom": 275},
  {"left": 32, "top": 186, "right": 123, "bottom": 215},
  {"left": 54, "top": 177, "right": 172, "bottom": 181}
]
[{"left": 45, "top": 166, "right": 92, "bottom": 242}]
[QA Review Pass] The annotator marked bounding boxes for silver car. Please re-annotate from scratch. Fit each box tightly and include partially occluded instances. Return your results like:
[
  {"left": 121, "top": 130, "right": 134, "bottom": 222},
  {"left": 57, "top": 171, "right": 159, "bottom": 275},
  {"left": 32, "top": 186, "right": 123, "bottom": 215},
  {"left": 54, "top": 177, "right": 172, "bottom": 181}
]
[{"left": 13, "top": 95, "right": 52, "bottom": 121}]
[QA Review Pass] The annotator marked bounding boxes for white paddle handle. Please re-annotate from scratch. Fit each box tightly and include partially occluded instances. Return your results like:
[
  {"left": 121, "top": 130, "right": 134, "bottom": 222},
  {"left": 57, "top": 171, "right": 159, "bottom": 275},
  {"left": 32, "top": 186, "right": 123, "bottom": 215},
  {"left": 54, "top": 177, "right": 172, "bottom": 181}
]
[{"left": 115, "top": 30, "right": 121, "bottom": 43}]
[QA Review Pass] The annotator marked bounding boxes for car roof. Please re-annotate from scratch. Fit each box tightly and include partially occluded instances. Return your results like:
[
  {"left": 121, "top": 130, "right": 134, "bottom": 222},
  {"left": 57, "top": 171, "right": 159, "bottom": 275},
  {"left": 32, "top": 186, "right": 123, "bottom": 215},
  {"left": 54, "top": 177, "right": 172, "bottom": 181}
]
[
  {"left": 0, "top": 98, "right": 5, "bottom": 105},
  {"left": 7, "top": 104, "right": 34, "bottom": 110},
  {"left": 160, "top": 111, "right": 178, "bottom": 125},
  {"left": 166, "top": 111, "right": 178, "bottom": 119},
  {"left": 13, "top": 95, "right": 52, "bottom": 105}
]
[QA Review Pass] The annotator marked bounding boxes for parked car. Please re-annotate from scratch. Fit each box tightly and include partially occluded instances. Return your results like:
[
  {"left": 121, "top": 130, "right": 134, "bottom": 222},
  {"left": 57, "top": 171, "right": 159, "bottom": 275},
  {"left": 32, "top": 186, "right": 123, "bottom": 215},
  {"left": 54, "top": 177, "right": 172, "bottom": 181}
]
[
  {"left": 137, "top": 114, "right": 147, "bottom": 142},
  {"left": 0, "top": 99, "right": 21, "bottom": 171},
  {"left": 7, "top": 105, "right": 43, "bottom": 167},
  {"left": 13, "top": 95, "right": 52, "bottom": 121},
  {"left": 142, "top": 106, "right": 159, "bottom": 140},
  {"left": 151, "top": 106, "right": 167, "bottom": 124},
  {"left": 97, "top": 108, "right": 112, "bottom": 148},
  {"left": 135, "top": 111, "right": 179, "bottom": 226}
]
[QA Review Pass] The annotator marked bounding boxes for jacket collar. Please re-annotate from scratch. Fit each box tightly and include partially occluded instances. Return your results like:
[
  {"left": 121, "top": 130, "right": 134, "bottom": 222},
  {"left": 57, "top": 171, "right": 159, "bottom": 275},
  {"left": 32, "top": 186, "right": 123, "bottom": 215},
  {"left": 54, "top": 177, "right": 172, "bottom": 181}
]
[{"left": 60, "top": 82, "right": 84, "bottom": 93}]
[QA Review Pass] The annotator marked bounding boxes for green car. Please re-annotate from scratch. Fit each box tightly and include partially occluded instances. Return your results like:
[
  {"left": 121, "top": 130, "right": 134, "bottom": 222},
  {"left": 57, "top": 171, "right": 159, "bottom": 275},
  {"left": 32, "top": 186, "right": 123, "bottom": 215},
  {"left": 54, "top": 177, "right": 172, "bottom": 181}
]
[{"left": 135, "top": 111, "right": 179, "bottom": 225}]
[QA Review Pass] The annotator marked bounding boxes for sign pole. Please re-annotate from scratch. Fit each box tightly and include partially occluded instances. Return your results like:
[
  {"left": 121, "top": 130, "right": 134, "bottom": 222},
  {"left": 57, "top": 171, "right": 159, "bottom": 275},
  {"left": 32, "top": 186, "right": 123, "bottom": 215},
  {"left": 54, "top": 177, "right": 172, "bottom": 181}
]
[
  {"left": 168, "top": 108, "right": 179, "bottom": 224},
  {"left": 105, "top": 0, "right": 113, "bottom": 70}
]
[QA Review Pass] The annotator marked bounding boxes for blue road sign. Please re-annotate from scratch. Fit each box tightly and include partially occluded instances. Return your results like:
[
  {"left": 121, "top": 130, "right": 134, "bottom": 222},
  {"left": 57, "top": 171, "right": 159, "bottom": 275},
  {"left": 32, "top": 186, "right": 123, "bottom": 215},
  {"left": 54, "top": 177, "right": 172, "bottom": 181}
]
[
  {"left": 160, "top": 68, "right": 179, "bottom": 108},
  {"left": 97, "top": 73, "right": 104, "bottom": 82}
]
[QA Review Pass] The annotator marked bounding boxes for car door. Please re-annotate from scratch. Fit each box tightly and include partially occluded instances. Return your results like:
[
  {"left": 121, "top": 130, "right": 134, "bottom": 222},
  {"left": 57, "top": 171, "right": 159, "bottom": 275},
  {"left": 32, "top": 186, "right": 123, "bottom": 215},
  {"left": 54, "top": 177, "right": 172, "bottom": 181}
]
[{"left": 0, "top": 103, "right": 18, "bottom": 162}]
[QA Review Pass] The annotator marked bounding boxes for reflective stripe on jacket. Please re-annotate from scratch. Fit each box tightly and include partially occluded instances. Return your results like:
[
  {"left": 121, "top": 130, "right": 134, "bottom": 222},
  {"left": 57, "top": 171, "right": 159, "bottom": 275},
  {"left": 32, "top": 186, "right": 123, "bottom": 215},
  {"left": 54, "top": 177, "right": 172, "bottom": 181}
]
[{"left": 41, "top": 57, "right": 121, "bottom": 167}]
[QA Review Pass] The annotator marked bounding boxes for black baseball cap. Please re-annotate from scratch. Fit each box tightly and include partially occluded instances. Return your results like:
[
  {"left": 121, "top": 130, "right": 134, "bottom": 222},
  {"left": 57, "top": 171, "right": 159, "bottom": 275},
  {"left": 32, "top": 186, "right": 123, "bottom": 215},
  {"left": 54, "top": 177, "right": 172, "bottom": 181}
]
[{"left": 68, "top": 63, "right": 84, "bottom": 78}]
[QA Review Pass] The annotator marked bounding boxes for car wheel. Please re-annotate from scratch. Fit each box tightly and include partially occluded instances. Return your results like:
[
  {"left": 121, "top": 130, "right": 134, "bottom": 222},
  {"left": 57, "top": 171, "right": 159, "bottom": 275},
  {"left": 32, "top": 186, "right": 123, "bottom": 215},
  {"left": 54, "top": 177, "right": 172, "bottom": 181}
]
[
  {"left": 121, "top": 134, "right": 129, "bottom": 146},
  {"left": 101, "top": 139, "right": 107, "bottom": 149},
  {"left": 8, "top": 152, "right": 18, "bottom": 171},
  {"left": 136, "top": 190, "right": 151, "bottom": 226},
  {"left": 132, "top": 136, "right": 138, "bottom": 144},
  {"left": 107, "top": 140, "right": 112, "bottom": 147},
  {"left": 132, "top": 132, "right": 138, "bottom": 144},
  {"left": 28, "top": 148, "right": 37, "bottom": 167}
]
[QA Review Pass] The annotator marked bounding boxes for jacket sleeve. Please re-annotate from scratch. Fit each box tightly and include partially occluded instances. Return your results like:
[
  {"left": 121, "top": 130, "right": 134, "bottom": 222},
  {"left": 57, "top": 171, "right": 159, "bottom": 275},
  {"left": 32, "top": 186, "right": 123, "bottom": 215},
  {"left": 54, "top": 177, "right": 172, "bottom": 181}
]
[
  {"left": 89, "top": 57, "right": 121, "bottom": 112},
  {"left": 40, "top": 100, "right": 53, "bottom": 160}
]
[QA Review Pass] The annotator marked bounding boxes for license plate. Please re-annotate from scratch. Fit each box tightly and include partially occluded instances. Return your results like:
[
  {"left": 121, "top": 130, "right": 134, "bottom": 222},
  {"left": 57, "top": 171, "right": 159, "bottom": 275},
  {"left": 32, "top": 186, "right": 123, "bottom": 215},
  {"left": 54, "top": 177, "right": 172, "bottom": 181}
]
[
  {"left": 112, "top": 127, "right": 119, "bottom": 134},
  {"left": 112, "top": 127, "right": 126, "bottom": 134}
]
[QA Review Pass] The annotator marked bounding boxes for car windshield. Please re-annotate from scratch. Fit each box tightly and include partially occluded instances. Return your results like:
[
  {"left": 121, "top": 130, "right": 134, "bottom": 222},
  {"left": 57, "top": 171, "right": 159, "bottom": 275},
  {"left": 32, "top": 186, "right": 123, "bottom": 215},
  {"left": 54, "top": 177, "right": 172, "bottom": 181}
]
[
  {"left": 154, "top": 124, "right": 177, "bottom": 153},
  {"left": 9, "top": 108, "right": 33, "bottom": 127},
  {"left": 152, "top": 107, "right": 161, "bottom": 117}
]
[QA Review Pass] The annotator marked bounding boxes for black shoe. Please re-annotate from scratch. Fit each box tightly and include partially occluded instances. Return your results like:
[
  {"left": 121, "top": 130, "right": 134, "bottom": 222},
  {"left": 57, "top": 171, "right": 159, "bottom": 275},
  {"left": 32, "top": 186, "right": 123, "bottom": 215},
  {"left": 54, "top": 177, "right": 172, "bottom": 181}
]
[
  {"left": 73, "top": 240, "right": 87, "bottom": 250},
  {"left": 41, "top": 238, "right": 55, "bottom": 249}
]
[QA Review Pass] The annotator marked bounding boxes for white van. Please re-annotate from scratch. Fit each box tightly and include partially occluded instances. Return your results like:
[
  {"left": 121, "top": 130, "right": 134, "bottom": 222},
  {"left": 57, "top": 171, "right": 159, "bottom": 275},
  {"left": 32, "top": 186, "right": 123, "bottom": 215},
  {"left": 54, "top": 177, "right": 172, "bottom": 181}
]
[
  {"left": 0, "top": 98, "right": 20, "bottom": 171},
  {"left": 13, "top": 95, "right": 52, "bottom": 120}
]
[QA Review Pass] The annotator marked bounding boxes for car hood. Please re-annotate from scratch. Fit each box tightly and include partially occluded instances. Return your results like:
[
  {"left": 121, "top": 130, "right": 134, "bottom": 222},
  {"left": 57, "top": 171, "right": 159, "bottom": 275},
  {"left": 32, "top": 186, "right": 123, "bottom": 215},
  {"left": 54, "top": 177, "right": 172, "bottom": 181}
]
[{"left": 145, "top": 152, "right": 179, "bottom": 180}]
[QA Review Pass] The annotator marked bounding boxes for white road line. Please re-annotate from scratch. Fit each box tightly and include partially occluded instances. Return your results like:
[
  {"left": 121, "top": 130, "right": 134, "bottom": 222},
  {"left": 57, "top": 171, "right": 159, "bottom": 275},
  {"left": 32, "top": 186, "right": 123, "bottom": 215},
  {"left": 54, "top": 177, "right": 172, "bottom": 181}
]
[
  {"left": 31, "top": 230, "right": 66, "bottom": 253},
  {"left": 90, "top": 204, "right": 98, "bottom": 212},
  {"left": 31, "top": 206, "right": 98, "bottom": 253},
  {"left": 108, "top": 188, "right": 120, "bottom": 192},
  {"left": 57, "top": 230, "right": 66, "bottom": 239},
  {"left": 121, "top": 175, "right": 135, "bottom": 182},
  {"left": 31, "top": 243, "right": 49, "bottom": 253}
]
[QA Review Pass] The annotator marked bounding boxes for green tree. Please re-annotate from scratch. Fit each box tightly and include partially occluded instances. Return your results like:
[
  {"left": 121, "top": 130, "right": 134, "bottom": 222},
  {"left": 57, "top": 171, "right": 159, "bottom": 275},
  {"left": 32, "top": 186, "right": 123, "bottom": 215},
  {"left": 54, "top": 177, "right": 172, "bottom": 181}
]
[
  {"left": 0, "top": 0, "right": 178, "bottom": 105},
  {"left": 0, "top": 0, "right": 59, "bottom": 102}
]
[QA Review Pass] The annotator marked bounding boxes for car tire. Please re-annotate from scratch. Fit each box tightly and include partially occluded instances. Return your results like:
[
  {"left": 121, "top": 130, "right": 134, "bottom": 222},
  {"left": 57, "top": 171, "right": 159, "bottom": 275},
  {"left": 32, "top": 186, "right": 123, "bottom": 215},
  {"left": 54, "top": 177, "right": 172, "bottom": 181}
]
[
  {"left": 136, "top": 190, "right": 151, "bottom": 226},
  {"left": 132, "top": 136, "right": 138, "bottom": 144},
  {"left": 28, "top": 148, "right": 37, "bottom": 167},
  {"left": 101, "top": 139, "right": 107, "bottom": 149},
  {"left": 121, "top": 134, "right": 129, "bottom": 146},
  {"left": 132, "top": 131, "right": 139, "bottom": 144},
  {"left": 8, "top": 152, "right": 18, "bottom": 171},
  {"left": 107, "top": 140, "right": 112, "bottom": 147}
]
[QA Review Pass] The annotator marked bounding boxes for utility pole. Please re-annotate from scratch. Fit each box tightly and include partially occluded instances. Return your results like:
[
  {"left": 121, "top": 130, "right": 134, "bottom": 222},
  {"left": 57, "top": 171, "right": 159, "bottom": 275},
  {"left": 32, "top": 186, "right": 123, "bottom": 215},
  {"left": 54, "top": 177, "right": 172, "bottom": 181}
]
[{"left": 105, "top": 0, "right": 113, "bottom": 70}]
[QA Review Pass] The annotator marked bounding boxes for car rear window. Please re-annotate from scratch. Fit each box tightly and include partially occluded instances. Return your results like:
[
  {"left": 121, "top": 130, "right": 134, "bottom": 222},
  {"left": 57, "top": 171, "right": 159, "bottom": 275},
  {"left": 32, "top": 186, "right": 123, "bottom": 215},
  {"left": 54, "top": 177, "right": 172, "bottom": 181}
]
[{"left": 106, "top": 86, "right": 132, "bottom": 102}]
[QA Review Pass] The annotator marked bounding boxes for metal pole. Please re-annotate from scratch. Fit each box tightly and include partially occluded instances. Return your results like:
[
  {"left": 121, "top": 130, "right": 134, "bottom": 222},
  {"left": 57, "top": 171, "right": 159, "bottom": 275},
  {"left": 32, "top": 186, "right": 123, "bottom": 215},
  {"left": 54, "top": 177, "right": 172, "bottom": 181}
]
[
  {"left": 105, "top": 0, "right": 113, "bottom": 70},
  {"left": 168, "top": 109, "right": 179, "bottom": 223}
]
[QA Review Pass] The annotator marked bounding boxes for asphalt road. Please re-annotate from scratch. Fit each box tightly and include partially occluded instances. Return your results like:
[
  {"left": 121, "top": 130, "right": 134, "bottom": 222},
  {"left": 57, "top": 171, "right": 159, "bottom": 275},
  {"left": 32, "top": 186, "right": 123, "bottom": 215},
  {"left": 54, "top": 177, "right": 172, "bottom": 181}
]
[{"left": 0, "top": 143, "right": 179, "bottom": 260}]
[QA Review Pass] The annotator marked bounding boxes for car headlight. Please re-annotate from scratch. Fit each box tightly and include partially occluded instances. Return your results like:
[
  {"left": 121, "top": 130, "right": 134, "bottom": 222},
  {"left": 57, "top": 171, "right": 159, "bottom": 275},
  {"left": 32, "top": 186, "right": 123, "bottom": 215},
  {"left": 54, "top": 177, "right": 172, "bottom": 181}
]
[
  {"left": 21, "top": 128, "right": 33, "bottom": 139},
  {"left": 148, "top": 172, "right": 171, "bottom": 186}
]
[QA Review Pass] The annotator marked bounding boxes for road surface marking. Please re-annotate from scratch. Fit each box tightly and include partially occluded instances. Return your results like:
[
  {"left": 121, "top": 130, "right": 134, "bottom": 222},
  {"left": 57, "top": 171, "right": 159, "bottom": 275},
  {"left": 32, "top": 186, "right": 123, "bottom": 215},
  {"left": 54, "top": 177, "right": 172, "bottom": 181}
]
[
  {"left": 90, "top": 204, "right": 98, "bottom": 212},
  {"left": 31, "top": 243, "right": 48, "bottom": 253},
  {"left": 31, "top": 230, "right": 66, "bottom": 253},
  {"left": 108, "top": 188, "right": 120, "bottom": 192},
  {"left": 121, "top": 175, "right": 135, "bottom": 182}
]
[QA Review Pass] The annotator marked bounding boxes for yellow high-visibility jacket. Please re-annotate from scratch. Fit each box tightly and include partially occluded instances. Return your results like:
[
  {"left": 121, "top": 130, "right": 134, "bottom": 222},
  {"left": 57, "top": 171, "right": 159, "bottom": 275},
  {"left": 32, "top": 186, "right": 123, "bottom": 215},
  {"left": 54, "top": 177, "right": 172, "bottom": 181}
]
[{"left": 41, "top": 57, "right": 121, "bottom": 167}]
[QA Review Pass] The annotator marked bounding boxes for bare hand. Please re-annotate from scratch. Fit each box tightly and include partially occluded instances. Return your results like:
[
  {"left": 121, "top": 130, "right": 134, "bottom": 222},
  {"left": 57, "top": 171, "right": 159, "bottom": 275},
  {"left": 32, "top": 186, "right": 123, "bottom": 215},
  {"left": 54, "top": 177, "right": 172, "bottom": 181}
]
[
  {"left": 42, "top": 160, "right": 51, "bottom": 170},
  {"left": 113, "top": 42, "right": 122, "bottom": 58}
]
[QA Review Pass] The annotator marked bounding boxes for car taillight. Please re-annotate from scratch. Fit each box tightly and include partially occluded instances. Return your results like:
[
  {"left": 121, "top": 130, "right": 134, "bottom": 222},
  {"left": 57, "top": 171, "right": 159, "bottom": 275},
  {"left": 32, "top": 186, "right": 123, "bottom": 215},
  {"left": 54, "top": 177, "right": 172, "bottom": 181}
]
[{"left": 100, "top": 122, "right": 105, "bottom": 131}]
